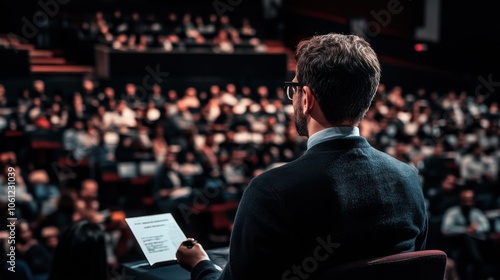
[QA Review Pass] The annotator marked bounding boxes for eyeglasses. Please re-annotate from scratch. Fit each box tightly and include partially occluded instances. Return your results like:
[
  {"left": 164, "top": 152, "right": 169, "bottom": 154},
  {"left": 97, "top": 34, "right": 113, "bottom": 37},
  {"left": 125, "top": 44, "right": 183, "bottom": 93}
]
[{"left": 284, "top": 81, "right": 303, "bottom": 101}]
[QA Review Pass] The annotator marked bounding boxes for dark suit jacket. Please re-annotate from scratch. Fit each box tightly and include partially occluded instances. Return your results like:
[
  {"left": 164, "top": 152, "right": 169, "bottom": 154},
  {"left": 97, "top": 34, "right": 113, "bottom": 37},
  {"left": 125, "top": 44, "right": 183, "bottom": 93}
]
[{"left": 191, "top": 136, "right": 428, "bottom": 280}]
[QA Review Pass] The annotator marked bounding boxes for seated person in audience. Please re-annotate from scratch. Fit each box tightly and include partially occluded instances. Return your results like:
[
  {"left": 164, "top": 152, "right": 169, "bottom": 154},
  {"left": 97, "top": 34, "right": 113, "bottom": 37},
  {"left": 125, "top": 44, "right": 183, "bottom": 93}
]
[
  {"left": 67, "top": 93, "right": 88, "bottom": 125},
  {"left": 135, "top": 34, "right": 149, "bottom": 51},
  {"left": 1, "top": 239, "right": 35, "bottom": 280},
  {"left": 128, "top": 12, "right": 145, "bottom": 37},
  {"left": 421, "top": 142, "right": 450, "bottom": 192},
  {"left": 165, "top": 12, "right": 183, "bottom": 37},
  {"left": 31, "top": 80, "right": 50, "bottom": 107},
  {"left": 103, "top": 100, "right": 137, "bottom": 129},
  {"left": 460, "top": 142, "right": 498, "bottom": 190},
  {"left": 460, "top": 142, "right": 498, "bottom": 209},
  {"left": 97, "top": 24, "right": 114, "bottom": 45},
  {"left": 37, "top": 189, "right": 79, "bottom": 237},
  {"left": 112, "top": 33, "right": 128, "bottom": 50},
  {"left": 182, "top": 87, "right": 201, "bottom": 111},
  {"left": 427, "top": 174, "right": 460, "bottom": 217},
  {"left": 229, "top": 29, "right": 241, "bottom": 44},
  {"left": 195, "top": 16, "right": 211, "bottom": 38},
  {"left": 0, "top": 84, "right": 10, "bottom": 108},
  {"left": 122, "top": 83, "right": 144, "bottom": 110},
  {"left": 213, "top": 30, "right": 234, "bottom": 53},
  {"left": 114, "top": 135, "right": 137, "bottom": 162},
  {"left": 48, "top": 219, "right": 108, "bottom": 280},
  {"left": 81, "top": 79, "right": 100, "bottom": 113},
  {"left": 239, "top": 18, "right": 256, "bottom": 39},
  {"left": 63, "top": 119, "right": 85, "bottom": 151},
  {"left": 153, "top": 149, "right": 193, "bottom": 215},
  {"left": 441, "top": 188, "right": 490, "bottom": 280},
  {"left": 222, "top": 149, "right": 251, "bottom": 193},
  {"left": 16, "top": 219, "right": 53, "bottom": 279},
  {"left": 149, "top": 83, "right": 166, "bottom": 109},
  {"left": 28, "top": 169, "right": 60, "bottom": 218},
  {"left": 27, "top": 97, "right": 45, "bottom": 124},
  {"left": 219, "top": 15, "right": 235, "bottom": 33},
  {"left": 178, "top": 150, "right": 204, "bottom": 187}
]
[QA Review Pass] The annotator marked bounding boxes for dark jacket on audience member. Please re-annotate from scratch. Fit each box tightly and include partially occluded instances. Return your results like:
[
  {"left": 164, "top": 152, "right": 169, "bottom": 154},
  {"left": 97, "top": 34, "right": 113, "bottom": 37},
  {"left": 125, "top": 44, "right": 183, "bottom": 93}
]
[{"left": 192, "top": 136, "right": 428, "bottom": 280}]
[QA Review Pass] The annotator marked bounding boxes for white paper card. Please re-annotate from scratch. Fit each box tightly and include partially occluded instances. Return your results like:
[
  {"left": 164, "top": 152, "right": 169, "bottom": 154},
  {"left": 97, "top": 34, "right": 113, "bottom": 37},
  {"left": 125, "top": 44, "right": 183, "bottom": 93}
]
[{"left": 125, "top": 213, "right": 186, "bottom": 266}]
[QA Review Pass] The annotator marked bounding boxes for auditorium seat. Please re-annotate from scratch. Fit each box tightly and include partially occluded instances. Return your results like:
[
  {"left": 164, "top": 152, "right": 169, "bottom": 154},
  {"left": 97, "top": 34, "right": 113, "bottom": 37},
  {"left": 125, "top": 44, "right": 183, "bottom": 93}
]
[
  {"left": 31, "top": 140, "right": 62, "bottom": 149},
  {"left": 317, "top": 250, "right": 447, "bottom": 280},
  {"left": 192, "top": 201, "right": 239, "bottom": 231}
]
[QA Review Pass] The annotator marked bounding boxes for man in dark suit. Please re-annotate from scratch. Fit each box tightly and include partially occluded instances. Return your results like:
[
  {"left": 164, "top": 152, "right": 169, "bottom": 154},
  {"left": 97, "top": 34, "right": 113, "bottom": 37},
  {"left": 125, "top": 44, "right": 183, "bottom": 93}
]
[{"left": 176, "top": 33, "right": 428, "bottom": 280}]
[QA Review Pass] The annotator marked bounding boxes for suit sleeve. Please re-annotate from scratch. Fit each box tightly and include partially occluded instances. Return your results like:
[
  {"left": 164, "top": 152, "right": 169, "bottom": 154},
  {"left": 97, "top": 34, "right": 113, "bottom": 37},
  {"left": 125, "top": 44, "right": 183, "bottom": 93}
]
[{"left": 191, "top": 260, "right": 223, "bottom": 280}]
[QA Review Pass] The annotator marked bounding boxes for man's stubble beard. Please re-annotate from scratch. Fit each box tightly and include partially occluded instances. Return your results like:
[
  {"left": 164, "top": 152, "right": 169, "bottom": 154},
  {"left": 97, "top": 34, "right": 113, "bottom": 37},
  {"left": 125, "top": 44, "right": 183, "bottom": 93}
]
[{"left": 294, "top": 100, "right": 308, "bottom": 137}]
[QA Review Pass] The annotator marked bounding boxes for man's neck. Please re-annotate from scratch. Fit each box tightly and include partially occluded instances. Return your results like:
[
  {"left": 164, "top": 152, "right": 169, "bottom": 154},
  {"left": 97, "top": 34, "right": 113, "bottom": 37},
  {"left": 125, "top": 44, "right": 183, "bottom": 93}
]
[{"left": 308, "top": 119, "right": 358, "bottom": 138}]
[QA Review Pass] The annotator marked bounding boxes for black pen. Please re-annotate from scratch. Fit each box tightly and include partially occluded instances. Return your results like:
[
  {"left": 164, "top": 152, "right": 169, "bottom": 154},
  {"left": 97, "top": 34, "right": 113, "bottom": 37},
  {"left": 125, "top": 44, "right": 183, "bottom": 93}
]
[{"left": 182, "top": 239, "right": 197, "bottom": 249}]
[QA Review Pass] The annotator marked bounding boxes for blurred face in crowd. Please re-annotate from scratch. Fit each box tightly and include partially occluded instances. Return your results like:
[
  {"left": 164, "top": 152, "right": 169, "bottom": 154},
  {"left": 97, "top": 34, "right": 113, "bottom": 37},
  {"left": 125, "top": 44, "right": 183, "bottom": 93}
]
[
  {"left": 126, "top": 84, "right": 136, "bottom": 96},
  {"left": 242, "top": 86, "right": 251, "bottom": 97},
  {"left": 164, "top": 152, "right": 177, "bottom": 168},
  {"left": 51, "top": 103, "right": 61, "bottom": 114},
  {"left": 83, "top": 79, "right": 94, "bottom": 92},
  {"left": 74, "top": 120, "right": 84, "bottom": 131},
  {"left": 122, "top": 137, "right": 132, "bottom": 147},
  {"left": 209, "top": 14, "right": 217, "bottom": 23},
  {"left": 104, "top": 87, "right": 114, "bottom": 98},
  {"left": 186, "top": 152, "right": 195, "bottom": 163},
  {"left": 220, "top": 15, "right": 230, "bottom": 25},
  {"left": 185, "top": 87, "right": 197, "bottom": 97},
  {"left": 21, "top": 89, "right": 30, "bottom": 99},
  {"left": 34, "top": 80, "right": 45, "bottom": 93},
  {"left": 177, "top": 100, "right": 187, "bottom": 112},
  {"left": 226, "top": 84, "right": 236, "bottom": 94},
  {"left": 168, "top": 90, "right": 178, "bottom": 100},
  {"left": 434, "top": 143, "right": 444, "bottom": 157},
  {"left": 257, "top": 86, "right": 268, "bottom": 98},
  {"left": 472, "top": 145, "right": 482, "bottom": 158},
  {"left": 210, "top": 85, "right": 220, "bottom": 96},
  {"left": 195, "top": 16, "right": 203, "bottom": 25},
  {"left": 116, "top": 100, "right": 126, "bottom": 112},
  {"left": 81, "top": 180, "right": 98, "bottom": 199},
  {"left": 218, "top": 30, "right": 229, "bottom": 41},
  {"left": 441, "top": 174, "right": 456, "bottom": 192},
  {"left": 153, "top": 84, "right": 161, "bottom": 95},
  {"left": 19, "top": 221, "right": 33, "bottom": 243},
  {"left": 459, "top": 190, "right": 474, "bottom": 207},
  {"left": 73, "top": 93, "right": 83, "bottom": 104},
  {"left": 33, "top": 97, "right": 41, "bottom": 107},
  {"left": 168, "top": 13, "right": 177, "bottom": 22},
  {"left": 97, "top": 106, "right": 106, "bottom": 116}
]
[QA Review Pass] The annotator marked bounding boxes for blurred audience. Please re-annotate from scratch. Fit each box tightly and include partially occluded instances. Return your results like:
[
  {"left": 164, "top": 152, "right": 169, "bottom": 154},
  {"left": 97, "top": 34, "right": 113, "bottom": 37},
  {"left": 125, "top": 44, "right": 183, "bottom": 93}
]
[
  {"left": 76, "top": 10, "right": 265, "bottom": 52},
  {"left": 1, "top": 77, "right": 499, "bottom": 279}
]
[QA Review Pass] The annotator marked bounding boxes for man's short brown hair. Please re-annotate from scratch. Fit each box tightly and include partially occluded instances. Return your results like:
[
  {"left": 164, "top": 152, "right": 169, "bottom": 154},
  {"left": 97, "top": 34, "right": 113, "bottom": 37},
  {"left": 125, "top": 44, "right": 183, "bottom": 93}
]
[{"left": 295, "top": 33, "right": 381, "bottom": 124}]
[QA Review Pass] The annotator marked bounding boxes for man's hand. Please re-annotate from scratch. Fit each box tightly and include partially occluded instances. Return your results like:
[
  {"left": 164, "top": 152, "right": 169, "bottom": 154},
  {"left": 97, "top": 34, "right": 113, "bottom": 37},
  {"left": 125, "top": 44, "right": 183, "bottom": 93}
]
[
  {"left": 176, "top": 238, "right": 211, "bottom": 271},
  {"left": 466, "top": 222, "right": 478, "bottom": 234}
]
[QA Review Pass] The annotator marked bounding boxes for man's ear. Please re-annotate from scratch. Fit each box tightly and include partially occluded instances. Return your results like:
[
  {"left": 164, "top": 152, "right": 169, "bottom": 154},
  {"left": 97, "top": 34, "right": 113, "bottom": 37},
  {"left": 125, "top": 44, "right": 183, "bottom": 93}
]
[{"left": 302, "top": 86, "right": 315, "bottom": 115}]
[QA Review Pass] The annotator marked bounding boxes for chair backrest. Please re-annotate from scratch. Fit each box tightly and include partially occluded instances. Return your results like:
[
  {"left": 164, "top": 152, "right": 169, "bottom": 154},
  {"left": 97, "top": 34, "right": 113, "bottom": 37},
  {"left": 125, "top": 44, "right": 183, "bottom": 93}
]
[{"left": 317, "top": 250, "right": 447, "bottom": 280}]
